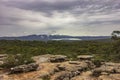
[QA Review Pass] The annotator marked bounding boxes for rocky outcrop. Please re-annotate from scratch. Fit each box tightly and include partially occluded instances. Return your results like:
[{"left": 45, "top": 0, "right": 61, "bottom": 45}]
[
  {"left": 92, "top": 62, "right": 120, "bottom": 77},
  {"left": 52, "top": 60, "right": 95, "bottom": 80},
  {"left": 32, "top": 54, "right": 53, "bottom": 63},
  {"left": 0, "top": 54, "right": 120, "bottom": 80},
  {"left": 32, "top": 54, "right": 68, "bottom": 63},
  {"left": 49, "top": 55, "right": 68, "bottom": 63},
  {"left": 53, "top": 71, "right": 80, "bottom": 80},
  {"left": 57, "top": 62, "right": 88, "bottom": 72},
  {"left": 0, "top": 54, "right": 7, "bottom": 65},
  {"left": 10, "top": 63, "right": 39, "bottom": 74},
  {"left": 98, "top": 74, "right": 120, "bottom": 80},
  {"left": 0, "top": 54, "right": 7, "bottom": 59},
  {"left": 77, "top": 55, "right": 93, "bottom": 61}
]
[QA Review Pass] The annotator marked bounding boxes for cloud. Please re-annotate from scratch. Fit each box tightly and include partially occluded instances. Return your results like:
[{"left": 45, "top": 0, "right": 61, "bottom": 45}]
[{"left": 0, "top": 0, "right": 120, "bottom": 36}]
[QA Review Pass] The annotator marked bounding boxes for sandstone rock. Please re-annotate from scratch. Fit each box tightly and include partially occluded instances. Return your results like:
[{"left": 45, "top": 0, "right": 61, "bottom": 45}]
[
  {"left": 0, "top": 54, "right": 7, "bottom": 58},
  {"left": 57, "top": 62, "right": 89, "bottom": 72},
  {"left": 77, "top": 55, "right": 93, "bottom": 61},
  {"left": 10, "top": 63, "right": 39, "bottom": 74},
  {"left": 69, "top": 61, "right": 81, "bottom": 65},
  {"left": 32, "top": 54, "right": 68, "bottom": 63},
  {"left": 0, "top": 61, "right": 4, "bottom": 66},
  {"left": 0, "top": 54, "right": 7, "bottom": 65},
  {"left": 85, "top": 61, "right": 96, "bottom": 69},
  {"left": 53, "top": 71, "right": 80, "bottom": 80},
  {"left": 98, "top": 75, "right": 113, "bottom": 80},
  {"left": 104, "top": 62, "right": 120, "bottom": 73},
  {"left": 32, "top": 54, "right": 53, "bottom": 63},
  {"left": 1, "top": 55, "right": 120, "bottom": 80},
  {"left": 98, "top": 74, "right": 120, "bottom": 80},
  {"left": 92, "top": 66, "right": 114, "bottom": 77},
  {"left": 115, "top": 67, "right": 120, "bottom": 73},
  {"left": 72, "top": 76, "right": 97, "bottom": 80},
  {"left": 109, "top": 74, "right": 120, "bottom": 80},
  {"left": 49, "top": 55, "right": 68, "bottom": 62},
  {"left": 92, "top": 62, "right": 120, "bottom": 77},
  {"left": 52, "top": 61, "right": 92, "bottom": 80}
]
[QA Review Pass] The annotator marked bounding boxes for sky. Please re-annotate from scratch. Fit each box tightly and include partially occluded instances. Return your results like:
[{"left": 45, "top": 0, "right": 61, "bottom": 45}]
[{"left": 0, "top": 0, "right": 120, "bottom": 36}]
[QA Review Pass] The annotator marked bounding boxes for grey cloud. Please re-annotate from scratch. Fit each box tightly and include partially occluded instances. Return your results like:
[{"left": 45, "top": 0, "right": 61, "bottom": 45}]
[
  {"left": 2, "top": 0, "right": 120, "bottom": 13},
  {"left": 0, "top": 16, "right": 22, "bottom": 25},
  {"left": 1, "top": 0, "right": 120, "bottom": 19},
  {"left": 2, "top": 0, "right": 78, "bottom": 13},
  {"left": 85, "top": 20, "right": 120, "bottom": 26},
  {"left": 0, "top": 0, "right": 120, "bottom": 36}
]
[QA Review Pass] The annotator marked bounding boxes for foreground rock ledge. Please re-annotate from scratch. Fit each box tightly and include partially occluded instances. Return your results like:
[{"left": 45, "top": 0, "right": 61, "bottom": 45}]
[{"left": 0, "top": 54, "right": 120, "bottom": 80}]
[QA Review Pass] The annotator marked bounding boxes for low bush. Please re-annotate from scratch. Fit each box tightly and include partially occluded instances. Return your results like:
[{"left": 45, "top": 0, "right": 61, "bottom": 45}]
[
  {"left": 2, "top": 54, "right": 34, "bottom": 68},
  {"left": 92, "top": 60, "right": 102, "bottom": 67}
]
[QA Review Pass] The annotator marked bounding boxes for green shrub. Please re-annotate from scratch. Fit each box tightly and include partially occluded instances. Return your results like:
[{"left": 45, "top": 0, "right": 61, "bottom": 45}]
[
  {"left": 0, "top": 39, "right": 118, "bottom": 63},
  {"left": 92, "top": 60, "right": 102, "bottom": 67},
  {"left": 2, "top": 54, "right": 34, "bottom": 68}
]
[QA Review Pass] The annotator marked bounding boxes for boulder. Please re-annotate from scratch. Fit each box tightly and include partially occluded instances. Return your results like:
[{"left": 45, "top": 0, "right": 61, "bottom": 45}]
[
  {"left": 0, "top": 54, "right": 7, "bottom": 65},
  {"left": 98, "top": 74, "right": 120, "bottom": 80},
  {"left": 53, "top": 71, "right": 80, "bottom": 80},
  {"left": 58, "top": 62, "right": 88, "bottom": 71},
  {"left": 92, "top": 62, "right": 120, "bottom": 77},
  {"left": 32, "top": 54, "right": 68, "bottom": 63},
  {"left": 0, "top": 54, "right": 7, "bottom": 61},
  {"left": 10, "top": 63, "right": 39, "bottom": 74},
  {"left": 49, "top": 55, "right": 68, "bottom": 62},
  {"left": 69, "top": 61, "right": 81, "bottom": 65},
  {"left": 92, "top": 66, "right": 115, "bottom": 77},
  {"left": 53, "top": 61, "right": 92, "bottom": 80},
  {"left": 77, "top": 55, "right": 93, "bottom": 61},
  {"left": 104, "top": 62, "right": 120, "bottom": 66},
  {"left": 102, "top": 62, "right": 120, "bottom": 73},
  {"left": 32, "top": 54, "right": 53, "bottom": 63},
  {"left": 0, "top": 61, "right": 4, "bottom": 66},
  {"left": 0, "top": 54, "right": 7, "bottom": 58}
]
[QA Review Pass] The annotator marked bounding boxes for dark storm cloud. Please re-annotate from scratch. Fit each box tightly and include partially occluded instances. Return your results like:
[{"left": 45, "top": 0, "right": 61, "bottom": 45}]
[
  {"left": 2, "top": 0, "right": 120, "bottom": 14},
  {"left": 2, "top": 0, "right": 81, "bottom": 11}
]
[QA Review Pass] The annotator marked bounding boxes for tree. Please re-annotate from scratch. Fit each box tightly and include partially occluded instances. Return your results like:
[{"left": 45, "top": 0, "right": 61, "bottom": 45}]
[
  {"left": 110, "top": 31, "right": 120, "bottom": 62},
  {"left": 111, "top": 30, "right": 120, "bottom": 40}
]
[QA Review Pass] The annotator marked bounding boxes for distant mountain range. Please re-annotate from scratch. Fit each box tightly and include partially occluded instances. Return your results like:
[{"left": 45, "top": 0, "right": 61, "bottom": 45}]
[{"left": 0, "top": 35, "right": 111, "bottom": 41}]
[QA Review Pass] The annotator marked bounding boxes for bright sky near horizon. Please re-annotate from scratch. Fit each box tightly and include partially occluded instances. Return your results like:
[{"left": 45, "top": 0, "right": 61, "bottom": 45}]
[{"left": 0, "top": 0, "right": 120, "bottom": 36}]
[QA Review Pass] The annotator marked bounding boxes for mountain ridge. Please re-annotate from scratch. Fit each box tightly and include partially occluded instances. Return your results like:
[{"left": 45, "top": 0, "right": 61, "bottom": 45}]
[{"left": 0, "top": 35, "right": 111, "bottom": 41}]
